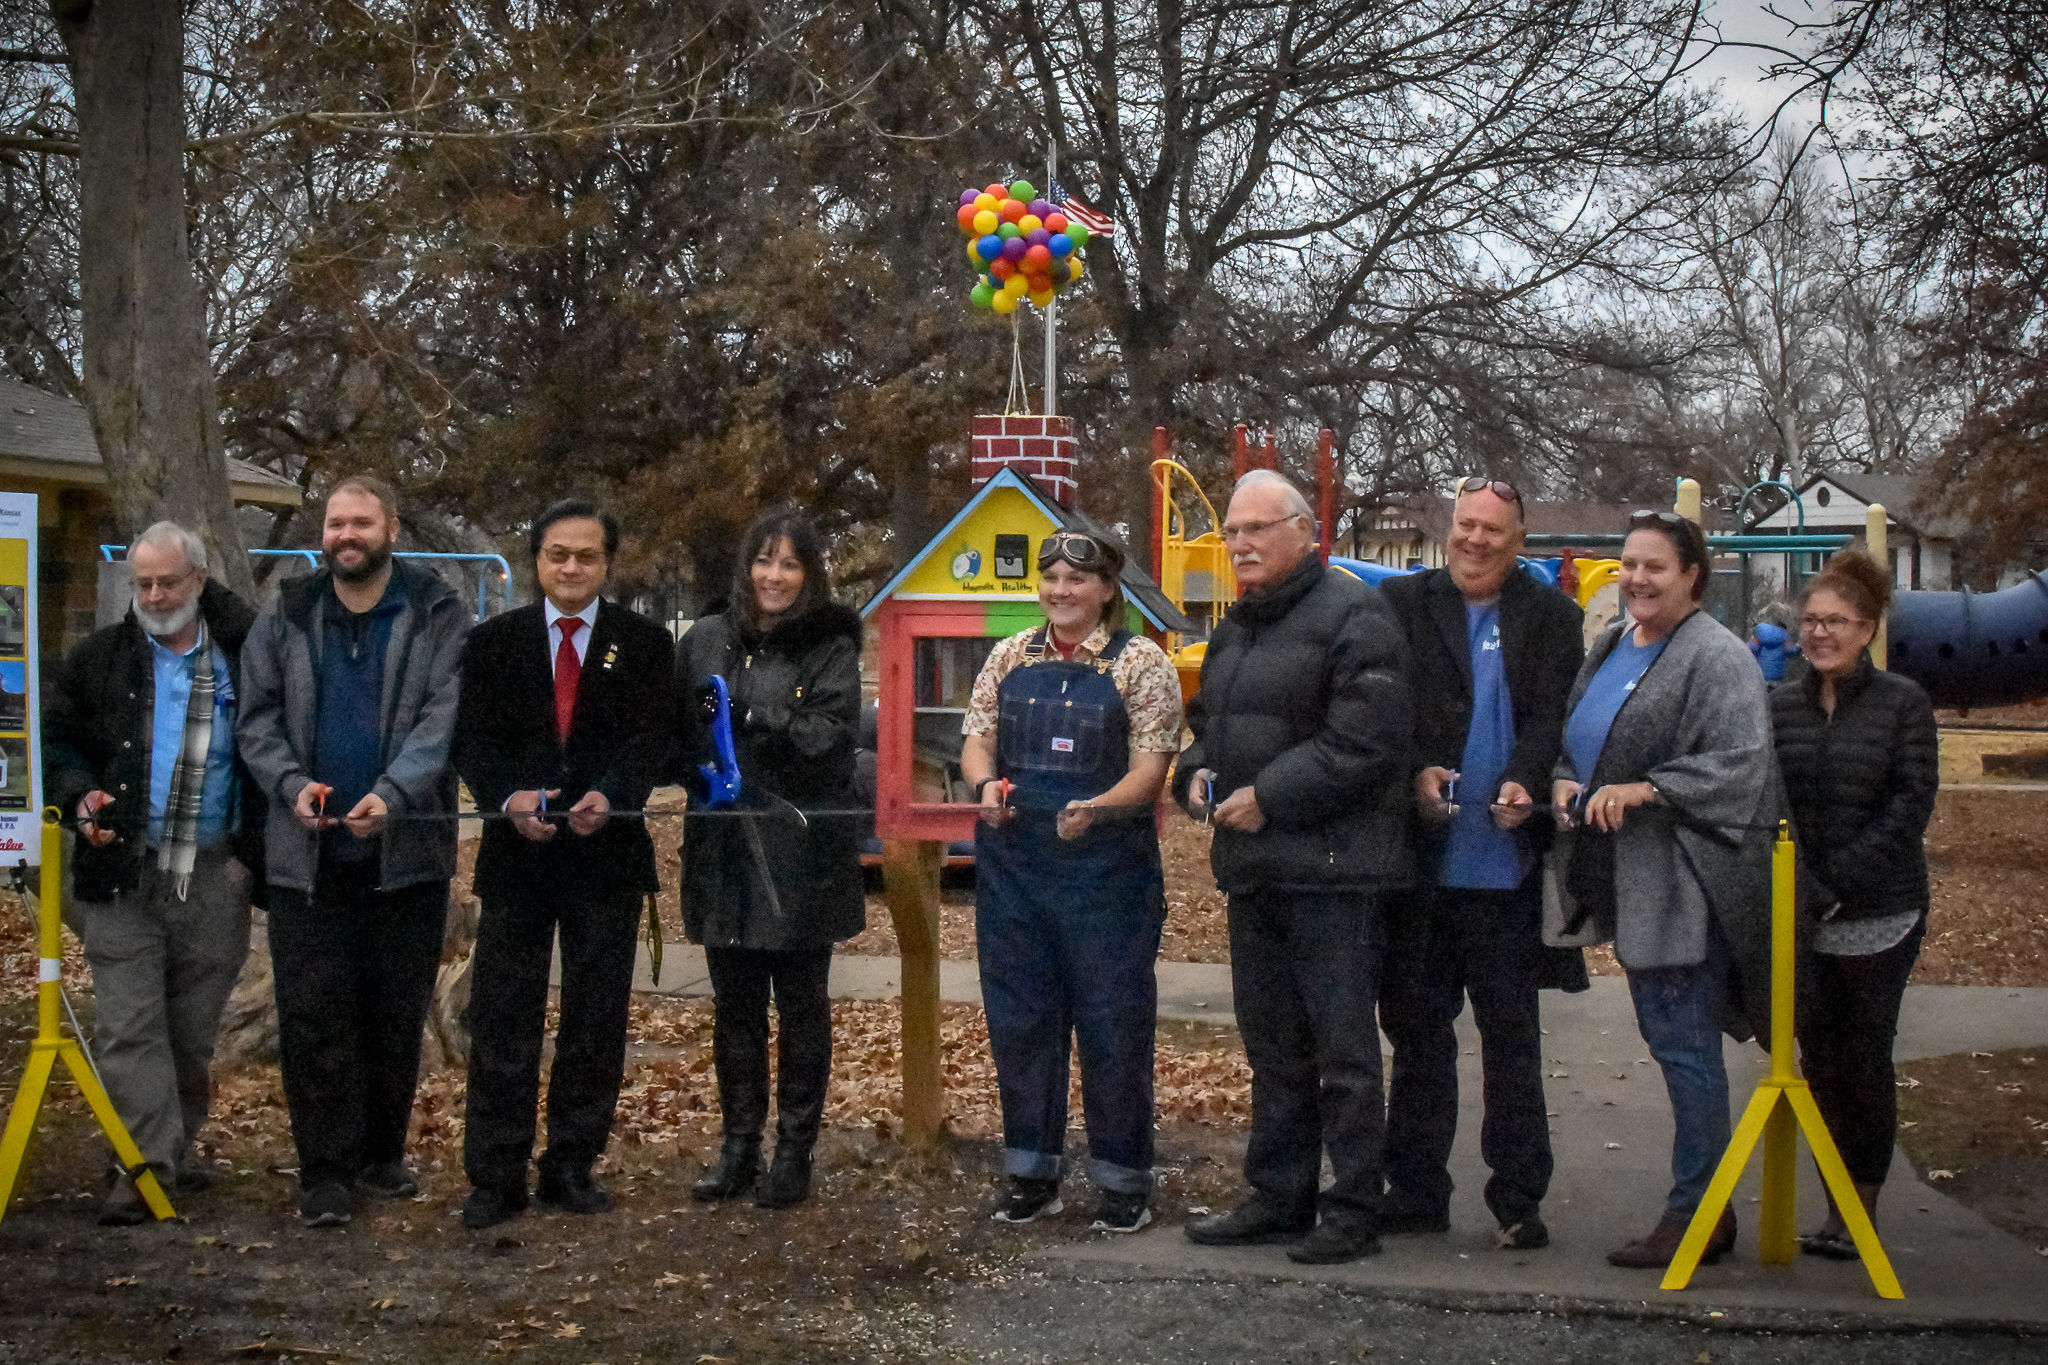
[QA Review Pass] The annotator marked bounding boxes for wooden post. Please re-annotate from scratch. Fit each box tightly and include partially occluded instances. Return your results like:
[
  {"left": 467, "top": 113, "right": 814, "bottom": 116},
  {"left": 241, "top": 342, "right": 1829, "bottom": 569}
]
[
  {"left": 882, "top": 837, "right": 945, "bottom": 1147},
  {"left": 1867, "top": 504, "right": 1889, "bottom": 670},
  {"left": 1152, "top": 426, "right": 1171, "bottom": 582},
  {"left": 1231, "top": 423, "right": 1249, "bottom": 481}
]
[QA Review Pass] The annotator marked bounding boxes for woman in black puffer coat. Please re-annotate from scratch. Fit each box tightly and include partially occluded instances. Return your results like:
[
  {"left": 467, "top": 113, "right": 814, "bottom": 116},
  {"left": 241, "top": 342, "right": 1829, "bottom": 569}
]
[
  {"left": 675, "top": 509, "right": 864, "bottom": 1210},
  {"left": 1769, "top": 550, "right": 1938, "bottom": 1260}
]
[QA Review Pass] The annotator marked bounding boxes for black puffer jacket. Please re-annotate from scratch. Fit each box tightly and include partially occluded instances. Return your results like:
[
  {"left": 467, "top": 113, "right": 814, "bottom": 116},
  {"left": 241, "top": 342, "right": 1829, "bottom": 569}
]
[
  {"left": 43, "top": 580, "right": 267, "bottom": 903},
  {"left": 1170, "top": 553, "right": 1414, "bottom": 895},
  {"left": 1770, "top": 654, "right": 1938, "bottom": 922},
  {"left": 674, "top": 601, "right": 865, "bottom": 949}
]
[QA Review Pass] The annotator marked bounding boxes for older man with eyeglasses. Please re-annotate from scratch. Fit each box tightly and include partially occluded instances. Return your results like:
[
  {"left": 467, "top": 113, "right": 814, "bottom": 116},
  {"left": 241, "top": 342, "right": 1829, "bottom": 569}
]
[
  {"left": 44, "top": 522, "right": 264, "bottom": 1225},
  {"left": 1171, "top": 470, "right": 1415, "bottom": 1264}
]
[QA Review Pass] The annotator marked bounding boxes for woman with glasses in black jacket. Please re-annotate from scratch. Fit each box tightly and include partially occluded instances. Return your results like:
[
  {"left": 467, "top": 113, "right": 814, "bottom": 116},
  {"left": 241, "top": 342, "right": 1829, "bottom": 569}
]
[{"left": 1770, "top": 551, "right": 1939, "bottom": 1261}]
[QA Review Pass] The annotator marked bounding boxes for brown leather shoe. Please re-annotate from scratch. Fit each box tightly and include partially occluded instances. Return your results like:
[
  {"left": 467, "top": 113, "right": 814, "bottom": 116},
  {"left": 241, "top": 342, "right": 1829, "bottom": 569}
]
[{"left": 1606, "top": 1209, "right": 1736, "bottom": 1269}]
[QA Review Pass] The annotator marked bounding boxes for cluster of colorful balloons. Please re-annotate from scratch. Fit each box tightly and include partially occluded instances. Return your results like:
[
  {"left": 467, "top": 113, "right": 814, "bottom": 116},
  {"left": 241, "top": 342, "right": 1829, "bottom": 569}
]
[{"left": 955, "top": 180, "right": 1090, "bottom": 315}]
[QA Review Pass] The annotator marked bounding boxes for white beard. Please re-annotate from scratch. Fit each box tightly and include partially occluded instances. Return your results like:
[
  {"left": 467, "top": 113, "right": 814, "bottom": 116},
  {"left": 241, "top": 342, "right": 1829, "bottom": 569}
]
[{"left": 135, "top": 595, "right": 200, "bottom": 639}]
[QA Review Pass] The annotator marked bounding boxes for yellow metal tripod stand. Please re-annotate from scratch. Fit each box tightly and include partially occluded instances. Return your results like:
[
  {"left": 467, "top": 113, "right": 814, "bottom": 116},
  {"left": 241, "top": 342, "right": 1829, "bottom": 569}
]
[
  {"left": 0, "top": 809, "right": 175, "bottom": 1225},
  {"left": 1661, "top": 821, "right": 1901, "bottom": 1297}
]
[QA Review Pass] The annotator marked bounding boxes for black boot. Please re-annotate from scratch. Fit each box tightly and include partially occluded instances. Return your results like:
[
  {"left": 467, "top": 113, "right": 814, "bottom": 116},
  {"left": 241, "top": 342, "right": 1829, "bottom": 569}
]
[
  {"left": 756, "top": 1142, "right": 813, "bottom": 1209},
  {"left": 692, "top": 1137, "right": 761, "bottom": 1202}
]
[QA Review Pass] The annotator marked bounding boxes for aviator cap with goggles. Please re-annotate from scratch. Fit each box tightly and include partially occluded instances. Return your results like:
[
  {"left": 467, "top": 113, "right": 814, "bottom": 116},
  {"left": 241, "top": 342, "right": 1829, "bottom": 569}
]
[{"left": 1037, "top": 530, "right": 1124, "bottom": 575}]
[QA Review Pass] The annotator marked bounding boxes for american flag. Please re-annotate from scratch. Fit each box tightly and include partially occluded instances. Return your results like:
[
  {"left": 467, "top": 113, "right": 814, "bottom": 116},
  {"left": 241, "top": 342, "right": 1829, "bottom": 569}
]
[{"left": 1047, "top": 179, "right": 1115, "bottom": 237}]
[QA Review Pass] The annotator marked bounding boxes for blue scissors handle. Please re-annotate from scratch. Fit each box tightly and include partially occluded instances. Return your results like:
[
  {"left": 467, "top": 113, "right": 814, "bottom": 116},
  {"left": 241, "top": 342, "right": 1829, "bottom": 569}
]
[{"left": 697, "top": 674, "right": 742, "bottom": 809}]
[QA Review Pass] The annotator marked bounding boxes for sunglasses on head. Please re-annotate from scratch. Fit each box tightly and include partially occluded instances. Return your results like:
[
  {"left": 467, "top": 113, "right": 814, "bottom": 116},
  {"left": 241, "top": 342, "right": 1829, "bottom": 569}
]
[
  {"left": 1629, "top": 509, "right": 1689, "bottom": 530},
  {"left": 1456, "top": 476, "right": 1522, "bottom": 505},
  {"left": 1038, "top": 531, "right": 1118, "bottom": 572}
]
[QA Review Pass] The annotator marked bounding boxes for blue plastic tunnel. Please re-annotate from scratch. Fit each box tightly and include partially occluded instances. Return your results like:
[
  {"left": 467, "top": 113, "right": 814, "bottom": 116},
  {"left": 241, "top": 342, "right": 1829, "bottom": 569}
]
[{"left": 1889, "top": 570, "right": 2048, "bottom": 708}]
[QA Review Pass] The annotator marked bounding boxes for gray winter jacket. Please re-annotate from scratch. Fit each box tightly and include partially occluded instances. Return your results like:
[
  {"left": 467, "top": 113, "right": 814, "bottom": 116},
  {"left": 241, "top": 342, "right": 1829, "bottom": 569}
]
[
  {"left": 1550, "top": 610, "right": 1779, "bottom": 978},
  {"left": 237, "top": 562, "right": 468, "bottom": 893}
]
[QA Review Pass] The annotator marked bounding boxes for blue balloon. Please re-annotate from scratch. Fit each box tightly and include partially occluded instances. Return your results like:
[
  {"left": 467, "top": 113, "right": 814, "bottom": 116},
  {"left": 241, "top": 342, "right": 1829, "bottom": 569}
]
[
  {"left": 977, "top": 234, "right": 1005, "bottom": 262},
  {"left": 1048, "top": 234, "right": 1074, "bottom": 258}
]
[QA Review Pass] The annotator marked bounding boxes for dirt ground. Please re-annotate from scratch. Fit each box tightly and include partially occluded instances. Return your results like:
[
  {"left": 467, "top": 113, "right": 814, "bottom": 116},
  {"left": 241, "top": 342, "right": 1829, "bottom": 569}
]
[{"left": 1898, "top": 1048, "right": 2048, "bottom": 1248}]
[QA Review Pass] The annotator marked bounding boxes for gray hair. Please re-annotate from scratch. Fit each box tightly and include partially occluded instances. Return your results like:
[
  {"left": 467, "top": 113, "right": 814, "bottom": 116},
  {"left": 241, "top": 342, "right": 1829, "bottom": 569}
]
[
  {"left": 133, "top": 520, "right": 207, "bottom": 573},
  {"left": 1233, "top": 469, "right": 1314, "bottom": 522}
]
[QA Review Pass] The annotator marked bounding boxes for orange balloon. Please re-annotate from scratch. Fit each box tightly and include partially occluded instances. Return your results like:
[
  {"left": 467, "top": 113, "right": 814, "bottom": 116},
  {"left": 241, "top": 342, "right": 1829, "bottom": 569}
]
[
  {"left": 998, "top": 198, "right": 1027, "bottom": 224},
  {"left": 1022, "top": 244, "right": 1052, "bottom": 270},
  {"left": 1026, "top": 274, "right": 1052, "bottom": 295},
  {"left": 990, "top": 257, "right": 1016, "bottom": 280},
  {"left": 956, "top": 204, "right": 978, "bottom": 231}
]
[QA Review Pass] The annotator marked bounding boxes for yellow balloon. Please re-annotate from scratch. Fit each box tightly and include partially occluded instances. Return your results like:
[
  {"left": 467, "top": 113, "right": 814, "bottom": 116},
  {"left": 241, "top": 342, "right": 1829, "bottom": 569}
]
[
  {"left": 974, "top": 193, "right": 998, "bottom": 212},
  {"left": 1018, "top": 214, "right": 1043, "bottom": 234},
  {"left": 1002, "top": 273, "right": 1029, "bottom": 297},
  {"left": 1066, "top": 255, "right": 1083, "bottom": 279},
  {"left": 972, "top": 209, "right": 999, "bottom": 235},
  {"left": 1029, "top": 289, "right": 1055, "bottom": 309},
  {"left": 991, "top": 290, "right": 1020, "bottom": 314},
  {"left": 968, "top": 243, "right": 986, "bottom": 267}
]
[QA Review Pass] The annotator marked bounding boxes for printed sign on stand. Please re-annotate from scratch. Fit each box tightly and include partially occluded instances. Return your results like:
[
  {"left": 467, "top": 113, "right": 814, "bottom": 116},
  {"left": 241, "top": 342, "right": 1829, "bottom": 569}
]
[{"left": 0, "top": 492, "right": 40, "bottom": 864}]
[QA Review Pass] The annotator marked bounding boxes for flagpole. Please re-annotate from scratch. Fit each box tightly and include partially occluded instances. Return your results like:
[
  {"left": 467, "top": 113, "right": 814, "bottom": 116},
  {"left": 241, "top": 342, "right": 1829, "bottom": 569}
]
[{"left": 1044, "top": 140, "right": 1057, "bottom": 418}]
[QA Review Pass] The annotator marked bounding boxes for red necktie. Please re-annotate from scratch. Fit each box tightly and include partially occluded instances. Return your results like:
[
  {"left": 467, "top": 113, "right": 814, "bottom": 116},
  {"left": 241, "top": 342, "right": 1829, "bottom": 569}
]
[{"left": 554, "top": 617, "right": 583, "bottom": 742}]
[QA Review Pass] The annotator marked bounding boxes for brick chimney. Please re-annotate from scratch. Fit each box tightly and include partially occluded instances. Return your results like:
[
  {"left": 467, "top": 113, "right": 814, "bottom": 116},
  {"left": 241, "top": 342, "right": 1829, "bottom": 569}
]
[{"left": 970, "top": 414, "right": 1076, "bottom": 508}]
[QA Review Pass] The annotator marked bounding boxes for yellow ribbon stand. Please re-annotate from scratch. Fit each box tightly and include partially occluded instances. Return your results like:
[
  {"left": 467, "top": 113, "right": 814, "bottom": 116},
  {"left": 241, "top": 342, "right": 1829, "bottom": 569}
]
[
  {"left": 1661, "top": 820, "right": 1902, "bottom": 1297},
  {"left": 0, "top": 809, "right": 175, "bottom": 1225}
]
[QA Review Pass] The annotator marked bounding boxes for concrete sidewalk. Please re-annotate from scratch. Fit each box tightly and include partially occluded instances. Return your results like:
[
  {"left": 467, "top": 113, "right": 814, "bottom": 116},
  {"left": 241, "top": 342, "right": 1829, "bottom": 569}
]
[{"left": 630, "top": 944, "right": 2048, "bottom": 1326}]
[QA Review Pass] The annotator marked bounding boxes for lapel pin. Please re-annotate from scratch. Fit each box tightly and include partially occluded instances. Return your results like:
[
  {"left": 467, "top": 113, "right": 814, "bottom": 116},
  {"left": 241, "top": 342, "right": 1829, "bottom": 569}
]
[{"left": 602, "top": 643, "right": 619, "bottom": 671}]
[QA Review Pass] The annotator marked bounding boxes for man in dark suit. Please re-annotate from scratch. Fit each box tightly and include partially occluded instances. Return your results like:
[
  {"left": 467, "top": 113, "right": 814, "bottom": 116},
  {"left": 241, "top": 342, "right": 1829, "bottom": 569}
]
[
  {"left": 452, "top": 499, "right": 674, "bottom": 1229},
  {"left": 1376, "top": 478, "right": 1585, "bottom": 1251}
]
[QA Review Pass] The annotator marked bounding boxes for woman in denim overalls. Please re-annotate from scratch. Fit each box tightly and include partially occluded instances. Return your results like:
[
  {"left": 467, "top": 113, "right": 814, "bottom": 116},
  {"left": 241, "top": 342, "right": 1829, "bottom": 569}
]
[{"left": 959, "top": 530, "right": 1183, "bottom": 1234}]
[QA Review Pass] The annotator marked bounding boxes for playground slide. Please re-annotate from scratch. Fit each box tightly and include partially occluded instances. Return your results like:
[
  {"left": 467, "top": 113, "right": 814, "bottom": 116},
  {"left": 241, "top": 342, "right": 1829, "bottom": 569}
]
[{"left": 1890, "top": 570, "right": 2048, "bottom": 709}]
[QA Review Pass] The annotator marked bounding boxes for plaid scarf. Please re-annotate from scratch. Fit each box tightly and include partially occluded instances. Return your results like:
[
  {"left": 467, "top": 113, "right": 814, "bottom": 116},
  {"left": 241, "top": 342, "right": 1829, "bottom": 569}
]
[{"left": 157, "top": 621, "right": 216, "bottom": 901}]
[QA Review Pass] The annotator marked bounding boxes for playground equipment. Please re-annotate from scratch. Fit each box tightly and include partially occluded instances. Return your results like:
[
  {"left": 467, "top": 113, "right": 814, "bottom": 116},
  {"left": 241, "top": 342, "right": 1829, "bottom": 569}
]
[{"left": 1889, "top": 570, "right": 2048, "bottom": 708}]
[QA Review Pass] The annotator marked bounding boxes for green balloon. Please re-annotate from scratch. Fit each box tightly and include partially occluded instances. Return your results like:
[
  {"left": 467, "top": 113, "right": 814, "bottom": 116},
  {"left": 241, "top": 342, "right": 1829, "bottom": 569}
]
[
  {"left": 997, "top": 222, "right": 1021, "bottom": 240},
  {"left": 1065, "top": 223, "right": 1090, "bottom": 248},
  {"left": 1008, "top": 180, "right": 1037, "bottom": 202},
  {"left": 970, "top": 281, "right": 995, "bottom": 309}
]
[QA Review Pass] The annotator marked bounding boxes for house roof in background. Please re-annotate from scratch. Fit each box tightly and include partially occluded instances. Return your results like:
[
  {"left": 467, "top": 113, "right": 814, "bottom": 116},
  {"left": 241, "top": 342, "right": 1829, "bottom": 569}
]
[
  {"left": 0, "top": 374, "right": 301, "bottom": 507},
  {"left": 1749, "top": 471, "right": 1964, "bottom": 541},
  {"left": 1362, "top": 492, "right": 1728, "bottom": 545}
]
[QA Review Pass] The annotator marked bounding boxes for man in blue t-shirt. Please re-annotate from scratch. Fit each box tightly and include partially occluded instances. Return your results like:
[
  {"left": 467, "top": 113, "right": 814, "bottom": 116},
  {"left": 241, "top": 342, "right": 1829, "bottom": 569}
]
[{"left": 1377, "top": 479, "right": 1585, "bottom": 1250}]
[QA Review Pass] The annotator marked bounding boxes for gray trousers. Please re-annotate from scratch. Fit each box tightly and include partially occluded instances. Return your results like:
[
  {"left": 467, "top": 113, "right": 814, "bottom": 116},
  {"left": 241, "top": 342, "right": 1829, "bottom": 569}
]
[{"left": 67, "top": 848, "right": 252, "bottom": 1172}]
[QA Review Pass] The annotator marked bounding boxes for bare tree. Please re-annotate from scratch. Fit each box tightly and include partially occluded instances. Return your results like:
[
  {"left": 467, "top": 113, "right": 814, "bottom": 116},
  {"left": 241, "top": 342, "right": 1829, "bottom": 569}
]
[{"left": 47, "top": 0, "right": 251, "bottom": 589}]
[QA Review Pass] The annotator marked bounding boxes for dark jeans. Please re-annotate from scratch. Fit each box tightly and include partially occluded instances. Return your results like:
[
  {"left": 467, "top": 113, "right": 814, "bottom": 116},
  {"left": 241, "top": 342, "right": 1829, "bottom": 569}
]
[
  {"left": 704, "top": 945, "right": 834, "bottom": 1150},
  {"left": 463, "top": 873, "right": 641, "bottom": 1188},
  {"left": 1380, "top": 881, "right": 1552, "bottom": 1224},
  {"left": 1797, "top": 919, "right": 1926, "bottom": 1187},
  {"left": 1228, "top": 889, "right": 1385, "bottom": 1226},
  {"left": 976, "top": 882, "right": 1163, "bottom": 1194},
  {"left": 1627, "top": 962, "right": 1731, "bottom": 1217},
  {"left": 268, "top": 867, "right": 446, "bottom": 1189}
]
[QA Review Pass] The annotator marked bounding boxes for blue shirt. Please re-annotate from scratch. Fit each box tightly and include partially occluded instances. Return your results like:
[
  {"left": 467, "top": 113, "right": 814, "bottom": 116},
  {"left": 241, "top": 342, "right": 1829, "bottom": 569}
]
[
  {"left": 146, "top": 634, "right": 238, "bottom": 846},
  {"left": 313, "top": 574, "right": 407, "bottom": 862},
  {"left": 1564, "top": 629, "right": 1669, "bottom": 788},
  {"left": 1442, "top": 601, "right": 1530, "bottom": 889}
]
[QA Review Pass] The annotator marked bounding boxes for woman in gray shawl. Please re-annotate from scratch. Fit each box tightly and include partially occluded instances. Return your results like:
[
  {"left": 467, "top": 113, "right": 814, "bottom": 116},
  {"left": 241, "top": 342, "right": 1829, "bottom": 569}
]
[{"left": 1550, "top": 510, "right": 1776, "bottom": 1270}]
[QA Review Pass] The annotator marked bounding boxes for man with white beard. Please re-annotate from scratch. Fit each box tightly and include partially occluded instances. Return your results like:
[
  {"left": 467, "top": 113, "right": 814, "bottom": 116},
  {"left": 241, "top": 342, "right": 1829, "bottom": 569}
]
[{"left": 45, "top": 521, "right": 263, "bottom": 1225}]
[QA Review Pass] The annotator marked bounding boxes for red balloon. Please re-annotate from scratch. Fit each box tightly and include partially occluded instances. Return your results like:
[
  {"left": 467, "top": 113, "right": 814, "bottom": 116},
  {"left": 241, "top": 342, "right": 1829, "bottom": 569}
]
[
  {"left": 956, "top": 204, "right": 978, "bottom": 231},
  {"left": 1044, "top": 212, "right": 1069, "bottom": 234},
  {"left": 985, "top": 182, "right": 1008, "bottom": 199},
  {"left": 1022, "top": 244, "right": 1053, "bottom": 270},
  {"left": 1026, "top": 273, "right": 1053, "bottom": 294},
  {"left": 990, "top": 257, "right": 1016, "bottom": 280},
  {"left": 999, "top": 198, "right": 1027, "bottom": 224}
]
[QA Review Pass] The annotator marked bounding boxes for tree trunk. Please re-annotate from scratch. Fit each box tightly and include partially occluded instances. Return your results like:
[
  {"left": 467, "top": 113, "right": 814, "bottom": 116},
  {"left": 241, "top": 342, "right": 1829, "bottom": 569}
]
[{"left": 51, "top": 0, "right": 251, "bottom": 596}]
